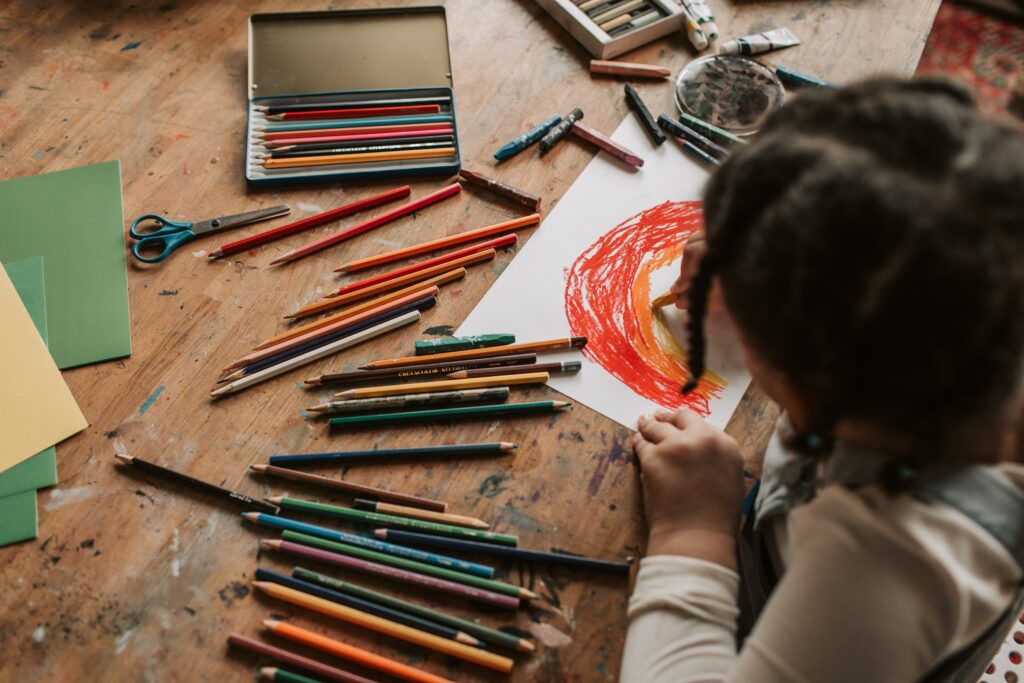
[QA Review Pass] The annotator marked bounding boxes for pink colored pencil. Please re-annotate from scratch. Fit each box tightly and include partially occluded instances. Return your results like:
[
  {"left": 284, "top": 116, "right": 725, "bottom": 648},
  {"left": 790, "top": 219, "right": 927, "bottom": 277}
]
[
  {"left": 209, "top": 186, "right": 411, "bottom": 259},
  {"left": 261, "top": 538, "right": 520, "bottom": 609},
  {"left": 227, "top": 633, "right": 376, "bottom": 683},
  {"left": 270, "top": 183, "right": 462, "bottom": 265},
  {"left": 570, "top": 120, "right": 644, "bottom": 168},
  {"left": 263, "top": 128, "right": 454, "bottom": 149},
  {"left": 259, "top": 123, "right": 449, "bottom": 142}
]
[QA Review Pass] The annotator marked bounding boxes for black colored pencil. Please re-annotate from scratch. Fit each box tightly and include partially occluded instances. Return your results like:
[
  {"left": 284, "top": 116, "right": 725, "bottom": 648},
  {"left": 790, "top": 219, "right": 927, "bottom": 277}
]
[
  {"left": 268, "top": 442, "right": 518, "bottom": 466},
  {"left": 264, "top": 141, "right": 454, "bottom": 160},
  {"left": 114, "top": 453, "right": 278, "bottom": 514},
  {"left": 266, "top": 134, "right": 454, "bottom": 153},
  {"left": 375, "top": 529, "right": 632, "bottom": 575},
  {"left": 258, "top": 96, "right": 451, "bottom": 115},
  {"left": 304, "top": 353, "right": 538, "bottom": 387}
]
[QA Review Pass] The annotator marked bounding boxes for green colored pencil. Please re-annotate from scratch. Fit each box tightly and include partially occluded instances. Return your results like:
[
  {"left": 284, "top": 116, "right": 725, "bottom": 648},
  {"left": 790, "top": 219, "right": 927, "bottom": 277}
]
[
  {"left": 292, "top": 567, "right": 535, "bottom": 653},
  {"left": 328, "top": 400, "right": 571, "bottom": 429},
  {"left": 260, "top": 668, "right": 322, "bottom": 683},
  {"left": 280, "top": 530, "right": 535, "bottom": 600},
  {"left": 415, "top": 333, "right": 516, "bottom": 355},
  {"left": 270, "top": 496, "right": 518, "bottom": 546},
  {"left": 306, "top": 387, "right": 509, "bottom": 416}
]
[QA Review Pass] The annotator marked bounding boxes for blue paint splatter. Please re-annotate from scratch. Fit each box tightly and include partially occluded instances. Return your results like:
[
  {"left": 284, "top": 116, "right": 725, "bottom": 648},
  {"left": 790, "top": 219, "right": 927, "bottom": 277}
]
[
  {"left": 597, "top": 662, "right": 610, "bottom": 678},
  {"left": 139, "top": 386, "right": 165, "bottom": 415},
  {"left": 298, "top": 408, "right": 311, "bottom": 419},
  {"left": 121, "top": 41, "right": 143, "bottom": 52}
]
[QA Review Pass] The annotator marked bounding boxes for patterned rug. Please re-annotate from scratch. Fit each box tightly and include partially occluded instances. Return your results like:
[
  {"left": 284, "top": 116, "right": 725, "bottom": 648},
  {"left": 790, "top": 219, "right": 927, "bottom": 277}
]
[{"left": 916, "top": 0, "right": 1024, "bottom": 120}]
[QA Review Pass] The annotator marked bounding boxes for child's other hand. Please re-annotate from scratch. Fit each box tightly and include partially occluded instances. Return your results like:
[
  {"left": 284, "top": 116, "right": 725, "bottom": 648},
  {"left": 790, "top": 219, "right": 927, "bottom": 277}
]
[
  {"left": 670, "top": 234, "right": 726, "bottom": 311},
  {"left": 633, "top": 408, "right": 744, "bottom": 569}
]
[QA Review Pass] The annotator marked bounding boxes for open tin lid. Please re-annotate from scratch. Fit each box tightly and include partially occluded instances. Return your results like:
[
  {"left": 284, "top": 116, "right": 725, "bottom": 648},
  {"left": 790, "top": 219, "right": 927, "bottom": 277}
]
[{"left": 248, "top": 7, "right": 453, "bottom": 100}]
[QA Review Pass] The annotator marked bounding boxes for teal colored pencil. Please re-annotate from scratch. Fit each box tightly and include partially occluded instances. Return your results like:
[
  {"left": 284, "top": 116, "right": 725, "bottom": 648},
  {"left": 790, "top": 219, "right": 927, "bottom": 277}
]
[
  {"left": 269, "top": 496, "right": 518, "bottom": 546},
  {"left": 677, "top": 111, "right": 748, "bottom": 146},
  {"left": 329, "top": 400, "right": 571, "bottom": 428},
  {"left": 258, "top": 114, "right": 452, "bottom": 133},
  {"left": 260, "top": 667, "right": 321, "bottom": 683}
]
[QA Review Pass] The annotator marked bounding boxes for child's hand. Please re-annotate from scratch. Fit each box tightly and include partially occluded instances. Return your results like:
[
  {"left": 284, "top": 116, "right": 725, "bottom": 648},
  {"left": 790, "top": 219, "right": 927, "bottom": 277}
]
[
  {"left": 633, "top": 408, "right": 744, "bottom": 569},
  {"left": 669, "top": 234, "right": 726, "bottom": 311}
]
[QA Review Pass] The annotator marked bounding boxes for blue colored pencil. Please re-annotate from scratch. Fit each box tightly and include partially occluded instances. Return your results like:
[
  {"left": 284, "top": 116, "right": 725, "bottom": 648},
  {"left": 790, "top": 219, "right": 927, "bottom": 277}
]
[
  {"left": 268, "top": 442, "right": 518, "bottom": 466},
  {"left": 258, "top": 114, "right": 453, "bottom": 133},
  {"left": 242, "top": 512, "right": 495, "bottom": 578}
]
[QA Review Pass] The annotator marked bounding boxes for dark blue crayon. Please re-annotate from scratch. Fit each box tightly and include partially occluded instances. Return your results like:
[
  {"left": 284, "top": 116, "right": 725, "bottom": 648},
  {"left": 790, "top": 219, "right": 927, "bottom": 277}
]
[
  {"left": 494, "top": 115, "right": 561, "bottom": 161},
  {"left": 657, "top": 114, "right": 729, "bottom": 160},
  {"left": 775, "top": 65, "right": 836, "bottom": 89},
  {"left": 539, "top": 108, "right": 584, "bottom": 153}
]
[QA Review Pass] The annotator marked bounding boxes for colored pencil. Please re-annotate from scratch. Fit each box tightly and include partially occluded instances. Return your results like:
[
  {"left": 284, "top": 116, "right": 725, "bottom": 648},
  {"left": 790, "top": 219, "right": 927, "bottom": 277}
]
[
  {"left": 304, "top": 354, "right": 537, "bottom": 387},
  {"left": 624, "top": 85, "right": 666, "bottom": 145},
  {"left": 590, "top": 59, "right": 670, "bottom": 78},
  {"left": 248, "top": 465, "right": 446, "bottom": 512},
  {"left": 271, "top": 184, "right": 461, "bottom": 265},
  {"left": 260, "top": 147, "right": 456, "bottom": 171},
  {"left": 352, "top": 499, "right": 490, "bottom": 529},
  {"left": 255, "top": 568, "right": 478, "bottom": 645},
  {"left": 570, "top": 121, "right": 644, "bottom": 168},
  {"left": 651, "top": 290, "right": 677, "bottom": 308},
  {"left": 209, "top": 187, "right": 410, "bottom": 259},
  {"left": 361, "top": 336, "right": 587, "bottom": 370},
  {"left": 329, "top": 400, "right": 571, "bottom": 429},
  {"left": 268, "top": 134, "right": 454, "bottom": 154},
  {"left": 262, "top": 619, "right": 457, "bottom": 683},
  {"left": 252, "top": 582, "right": 515, "bottom": 672},
  {"left": 265, "top": 104, "right": 442, "bottom": 120},
  {"left": 326, "top": 235, "right": 516, "bottom": 298},
  {"left": 210, "top": 312, "right": 420, "bottom": 397},
  {"left": 377, "top": 530, "right": 633, "bottom": 575},
  {"left": 259, "top": 96, "right": 450, "bottom": 115},
  {"left": 494, "top": 114, "right": 561, "bottom": 161},
  {"left": 539, "top": 108, "right": 583, "bottom": 153},
  {"left": 336, "top": 214, "right": 539, "bottom": 274},
  {"left": 677, "top": 111, "right": 748, "bottom": 146},
  {"left": 292, "top": 568, "right": 534, "bottom": 652},
  {"left": 227, "top": 634, "right": 375, "bottom": 683},
  {"left": 457, "top": 169, "right": 542, "bottom": 211},
  {"left": 263, "top": 534, "right": 523, "bottom": 607},
  {"left": 262, "top": 141, "right": 454, "bottom": 160},
  {"left": 290, "top": 254, "right": 489, "bottom": 320},
  {"left": 267, "top": 442, "right": 518, "bottom": 466},
  {"left": 257, "top": 123, "right": 453, "bottom": 143},
  {"left": 258, "top": 114, "right": 452, "bottom": 133},
  {"left": 307, "top": 387, "right": 510, "bottom": 416},
  {"left": 448, "top": 361, "right": 581, "bottom": 379},
  {"left": 656, "top": 114, "right": 728, "bottom": 160},
  {"left": 276, "top": 531, "right": 528, "bottom": 600},
  {"left": 224, "top": 295, "right": 436, "bottom": 379},
  {"left": 113, "top": 453, "right": 278, "bottom": 514},
  {"left": 333, "top": 372, "right": 548, "bottom": 401},
  {"left": 270, "top": 497, "right": 519, "bottom": 546},
  {"left": 260, "top": 668, "right": 324, "bottom": 683},
  {"left": 244, "top": 514, "right": 492, "bottom": 577},
  {"left": 262, "top": 128, "right": 455, "bottom": 148},
  {"left": 415, "top": 333, "right": 515, "bottom": 355}
]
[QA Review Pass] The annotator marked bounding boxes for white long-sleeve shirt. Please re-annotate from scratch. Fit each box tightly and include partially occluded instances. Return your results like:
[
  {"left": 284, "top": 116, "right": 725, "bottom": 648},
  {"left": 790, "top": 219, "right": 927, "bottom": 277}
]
[{"left": 620, "top": 461, "right": 1024, "bottom": 683}]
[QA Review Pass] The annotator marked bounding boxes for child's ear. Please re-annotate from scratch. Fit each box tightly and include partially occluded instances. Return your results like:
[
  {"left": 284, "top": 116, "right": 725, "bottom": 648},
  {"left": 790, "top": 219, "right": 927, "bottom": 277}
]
[{"left": 737, "top": 337, "right": 817, "bottom": 428}]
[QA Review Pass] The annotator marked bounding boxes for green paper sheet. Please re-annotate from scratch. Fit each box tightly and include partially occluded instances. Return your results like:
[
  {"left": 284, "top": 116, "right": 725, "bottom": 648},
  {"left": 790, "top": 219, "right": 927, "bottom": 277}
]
[
  {"left": 0, "top": 161, "right": 130, "bottom": 368},
  {"left": 0, "top": 489, "right": 38, "bottom": 547},
  {"left": 0, "top": 258, "right": 58, "bottom": 500}
]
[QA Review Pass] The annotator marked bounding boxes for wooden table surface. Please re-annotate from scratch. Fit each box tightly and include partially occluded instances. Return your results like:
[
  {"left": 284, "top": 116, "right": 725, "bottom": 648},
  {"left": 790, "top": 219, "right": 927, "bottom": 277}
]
[{"left": 0, "top": 1, "right": 940, "bottom": 681}]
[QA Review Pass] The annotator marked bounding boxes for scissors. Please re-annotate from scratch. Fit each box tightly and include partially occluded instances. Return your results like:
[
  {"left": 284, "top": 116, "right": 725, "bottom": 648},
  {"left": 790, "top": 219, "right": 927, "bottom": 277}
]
[{"left": 129, "top": 205, "right": 290, "bottom": 263}]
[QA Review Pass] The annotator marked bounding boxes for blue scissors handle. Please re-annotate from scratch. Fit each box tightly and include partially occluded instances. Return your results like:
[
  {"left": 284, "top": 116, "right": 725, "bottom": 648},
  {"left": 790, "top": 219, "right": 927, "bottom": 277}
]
[{"left": 129, "top": 214, "right": 196, "bottom": 263}]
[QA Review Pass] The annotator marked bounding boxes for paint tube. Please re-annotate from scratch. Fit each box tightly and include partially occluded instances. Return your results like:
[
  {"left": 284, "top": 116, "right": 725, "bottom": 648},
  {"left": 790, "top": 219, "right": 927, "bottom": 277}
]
[
  {"left": 718, "top": 27, "right": 800, "bottom": 56},
  {"left": 679, "top": 6, "right": 709, "bottom": 51},
  {"left": 681, "top": 0, "right": 719, "bottom": 41}
]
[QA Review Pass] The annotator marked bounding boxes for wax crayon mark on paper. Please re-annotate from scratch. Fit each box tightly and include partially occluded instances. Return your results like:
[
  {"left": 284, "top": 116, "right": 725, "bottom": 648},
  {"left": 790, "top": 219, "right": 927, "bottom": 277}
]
[{"left": 564, "top": 200, "right": 725, "bottom": 416}]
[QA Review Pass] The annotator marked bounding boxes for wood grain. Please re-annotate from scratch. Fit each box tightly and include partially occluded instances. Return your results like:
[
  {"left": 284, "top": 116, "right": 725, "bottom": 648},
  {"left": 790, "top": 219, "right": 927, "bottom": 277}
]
[{"left": 0, "top": 1, "right": 938, "bottom": 681}]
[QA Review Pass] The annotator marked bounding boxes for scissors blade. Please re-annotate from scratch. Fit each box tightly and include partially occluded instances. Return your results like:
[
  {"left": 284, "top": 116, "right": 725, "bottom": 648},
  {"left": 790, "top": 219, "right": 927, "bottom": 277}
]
[{"left": 191, "top": 205, "right": 291, "bottom": 235}]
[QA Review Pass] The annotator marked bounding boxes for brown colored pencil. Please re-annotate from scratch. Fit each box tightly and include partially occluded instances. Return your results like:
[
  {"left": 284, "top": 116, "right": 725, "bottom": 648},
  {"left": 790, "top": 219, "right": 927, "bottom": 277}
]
[
  {"left": 590, "top": 59, "right": 671, "bottom": 78},
  {"left": 448, "top": 360, "right": 582, "bottom": 379},
  {"left": 249, "top": 463, "right": 447, "bottom": 511},
  {"left": 361, "top": 336, "right": 588, "bottom": 370},
  {"left": 457, "top": 169, "right": 542, "bottom": 211},
  {"left": 353, "top": 499, "right": 490, "bottom": 529},
  {"left": 571, "top": 121, "right": 644, "bottom": 168},
  {"left": 227, "top": 634, "right": 375, "bottom": 683},
  {"left": 303, "top": 353, "right": 539, "bottom": 386}
]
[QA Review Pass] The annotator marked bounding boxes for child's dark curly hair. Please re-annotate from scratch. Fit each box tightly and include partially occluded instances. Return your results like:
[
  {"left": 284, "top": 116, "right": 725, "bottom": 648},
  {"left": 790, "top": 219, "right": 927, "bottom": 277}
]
[{"left": 685, "top": 78, "right": 1024, "bottom": 466}]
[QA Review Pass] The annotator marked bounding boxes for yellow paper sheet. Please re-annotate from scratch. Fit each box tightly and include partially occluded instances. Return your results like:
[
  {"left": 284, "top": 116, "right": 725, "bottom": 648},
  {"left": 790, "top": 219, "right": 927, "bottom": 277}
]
[{"left": 0, "top": 268, "right": 87, "bottom": 474}]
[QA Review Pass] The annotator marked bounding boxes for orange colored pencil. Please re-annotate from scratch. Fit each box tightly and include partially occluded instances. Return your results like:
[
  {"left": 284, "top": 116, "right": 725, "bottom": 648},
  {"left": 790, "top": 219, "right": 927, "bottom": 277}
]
[
  {"left": 288, "top": 253, "right": 492, "bottom": 319},
  {"left": 223, "top": 287, "right": 439, "bottom": 372},
  {"left": 257, "top": 122, "right": 453, "bottom": 142},
  {"left": 261, "top": 147, "right": 455, "bottom": 171},
  {"left": 262, "top": 619, "right": 456, "bottom": 683},
  {"left": 361, "top": 336, "right": 588, "bottom": 370},
  {"left": 336, "top": 214, "right": 540, "bottom": 274}
]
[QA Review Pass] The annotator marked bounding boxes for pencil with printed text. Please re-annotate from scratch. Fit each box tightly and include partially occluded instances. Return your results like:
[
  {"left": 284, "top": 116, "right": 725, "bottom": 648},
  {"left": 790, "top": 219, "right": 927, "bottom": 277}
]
[
  {"left": 252, "top": 581, "right": 515, "bottom": 672},
  {"left": 361, "top": 336, "right": 588, "bottom": 370},
  {"left": 307, "top": 387, "right": 511, "bottom": 416},
  {"left": 352, "top": 498, "right": 490, "bottom": 529},
  {"left": 266, "top": 442, "right": 518, "bottom": 465},
  {"left": 457, "top": 169, "right": 542, "bottom": 211},
  {"left": 258, "top": 96, "right": 450, "bottom": 115},
  {"left": 415, "top": 333, "right": 515, "bottom": 355},
  {"left": 325, "top": 234, "right": 516, "bottom": 298},
  {"left": 248, "top": 465, "right": 447, "bottom": 511},
  {"left": 265, "top": 104, "right": 442, "bottom": 121},
  {"left": 292, "top": 567, "right": 534, "bottom": 652},
  {"left": 329, "top": 400, "right": 572, "bottom": 429},
  {"left": 255, "top": 121, "right": 451, "bottom": 142},
  {"left": 304, "top": 353, "right": 537, "bottom": 386},
  {"left": 335, "top": 214, "right": 539, "bottom": 274},
  {"left": 261, "top": 618, "right": 457, "bottom": 683},
  {"left": 259, "top": 147, "right": 455, "bottom": 171},
  {"left": 256, "top": 114, "right": 451, "bottom": 134},
  {"left": 227, "top": 634, "right": 375, "bottom": 683},
  {"left": 113, "top": 453, "right": 278, "bottom": 514},
  {"left": 333, "top": 372, "right": 549, "bottom": 400},
  {"left": 270, "top": 183, "right": 461, "bottom": 265},
  {"left": 269, "top": 496, "right": 519, "bottom": 546},
  {"left": 261, "top": 127, "right": 454, "bottom": 147},
  {"left": 448, "top": 360, "right": 581, "bottom": 379},
  {"left": 208, "top": 186, "right": 410, "bottom": 259}
]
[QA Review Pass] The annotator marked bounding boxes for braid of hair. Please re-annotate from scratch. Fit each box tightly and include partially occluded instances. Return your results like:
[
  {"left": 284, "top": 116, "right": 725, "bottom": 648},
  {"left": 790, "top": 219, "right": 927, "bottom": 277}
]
[{"left": 682, "top": 248, "right": 720, "bottom": 393}]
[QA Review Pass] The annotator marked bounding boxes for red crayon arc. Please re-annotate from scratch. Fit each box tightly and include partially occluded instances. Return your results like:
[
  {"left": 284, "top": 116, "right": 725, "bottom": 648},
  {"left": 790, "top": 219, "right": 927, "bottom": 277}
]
[{"left": 563, "top": 200, "right": 726, "bottom": 416}]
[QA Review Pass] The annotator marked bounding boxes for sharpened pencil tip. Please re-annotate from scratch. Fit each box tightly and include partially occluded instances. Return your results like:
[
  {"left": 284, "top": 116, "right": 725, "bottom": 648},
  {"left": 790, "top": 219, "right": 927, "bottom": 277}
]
[
  {"left": 302, "top": 377, "right": 321, "bottom": 386},
  {"left": 114, "top": 453, "right": 133, "bottom": 464},
  {"left": 519, "top": 639, "right": 536, "bottom": 653},
  {"left": 262, "top": 618, "right": 280, "bottom": 628},
  {"left": 259, "top": 668, "right": 278, "bottom": 680},
  {"left": 259, "top": 539, "right": 280, "bottom": 549},
  {"left": 268, "top": 253, "right": 293, "bottom": 266},
  {"left": 456, "top": 632, "right": 480, "bottom": 646},
  {"left": 267, "top": 495, "right": 283, "bottom": 504},
  {"left": 207, "top": 249, "right": 223, "bottom": 259},
  {"left": 249, "top": 463, "right": 267, "bottom": 473},
  {"left": 373, "top": 529, "right": 387, "bottom": 539},
  {"left": 242, "top": 512, "right": 260, "bottom": 522},
  {"left": 500, "top": 442, "right": 518, "bottom": 451},
  {"left": 209, "top": 385, "right": 232, "bottom": 398}
]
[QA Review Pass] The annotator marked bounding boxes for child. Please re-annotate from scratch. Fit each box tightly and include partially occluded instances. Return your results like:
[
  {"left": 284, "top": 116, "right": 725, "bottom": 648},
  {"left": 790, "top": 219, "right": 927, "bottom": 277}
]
[{"left": 621, "top": 79, "right": 1024, "bottom": 683}]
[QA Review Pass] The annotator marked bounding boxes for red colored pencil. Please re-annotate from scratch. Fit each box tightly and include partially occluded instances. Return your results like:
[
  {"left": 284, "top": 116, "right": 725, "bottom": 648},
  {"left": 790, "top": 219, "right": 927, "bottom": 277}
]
[
  {"left": 208, "top": 186, "right": 411, "bottom": 259},
  {"left": 270, "top": 183, "right": 462, "bottom": 265},
  {"left": 570, "top": 121, "right": 644, "bottom": 168},
  {"left": 266, "top": 104, "right": 442, "bottom": 121},
  {"left": 326, "top": 233, "right": 518, "bottom": 298},
  {"left": 227, "top": 633, "right": 376, "bottom": 683},
  {"left": 258, "top": 123, "right": 450, "bottom": 142},
  {"left": 262, "top": 128, "right": 454, "bottom": 149}
]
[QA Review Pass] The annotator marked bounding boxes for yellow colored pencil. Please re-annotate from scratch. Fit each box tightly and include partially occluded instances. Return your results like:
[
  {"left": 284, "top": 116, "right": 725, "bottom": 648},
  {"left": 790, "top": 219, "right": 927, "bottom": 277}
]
[
  {"left": 354, "top": 499, "right": 491, "bottom": 529},
  {"left": 651, "top": 290, "right": 677, "bottom": 308},
  {"left": 261, "top": 147, "right": 456, "bottom": 170},
  {"left": 334, "top": 372, "right": 549, "bottom": 400},
  {"left": 252, "top": 581, "right": 514, "bottom": 673}
]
